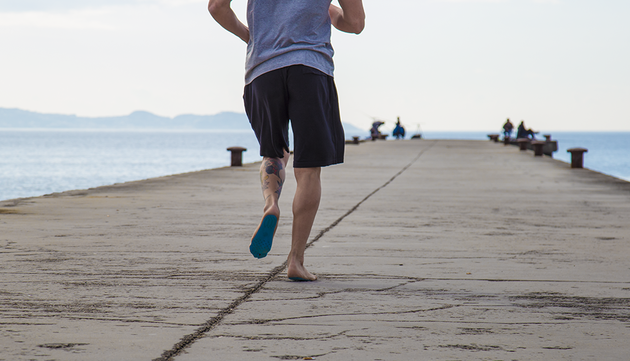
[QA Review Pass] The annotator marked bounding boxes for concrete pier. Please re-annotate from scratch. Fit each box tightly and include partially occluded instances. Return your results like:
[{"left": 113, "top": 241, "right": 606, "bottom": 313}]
[{"left": 1, "top": 140, "right": 629, "bottom": 360}]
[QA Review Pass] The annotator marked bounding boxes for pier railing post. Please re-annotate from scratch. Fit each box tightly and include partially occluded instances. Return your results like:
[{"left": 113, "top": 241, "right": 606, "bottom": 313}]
[
  {"left": 542, "top": 134, "right": 558, "bottom": 157},
  {"left": 532, "top": 141, "right": 545, "bottom": 157},
  {"left": 517, "top": 138, "right": 530, "bottom": 151},
  {"left": 567, "top": 148, "right": 588, "bottom": 169},
  {"left": 227, "top": 146, "right": 247, "bottom": 167}
]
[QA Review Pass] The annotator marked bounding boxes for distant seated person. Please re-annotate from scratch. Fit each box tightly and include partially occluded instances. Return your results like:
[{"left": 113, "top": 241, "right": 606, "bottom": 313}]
[
  {"left": 371, "top": 121, "right": 384, "bottom": 140},
  {"left": 370, "top": 125, "right": 379, "bottom": 140},
  {"left": 516, "top": 120, "right": 538, "bottom": 140},
  {"left": 502, "top": 118, "right": 514, "bottom": 139},
  {"left": 393, "top": 117, "right": 405, "bottom": 139}
]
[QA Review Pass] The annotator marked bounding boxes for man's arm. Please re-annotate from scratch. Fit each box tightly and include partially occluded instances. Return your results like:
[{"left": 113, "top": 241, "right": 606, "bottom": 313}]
[
  {"left": 208, "top": 0, "right": 249, "bottom": 43},
  {"left": 329, "top": 0, "right": 365, "bottom": 34}
]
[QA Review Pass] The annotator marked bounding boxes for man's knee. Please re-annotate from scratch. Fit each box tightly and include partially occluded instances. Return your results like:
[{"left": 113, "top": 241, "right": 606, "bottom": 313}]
[{"left": 294, "top": 167, "right": 321, "bottom": 181}]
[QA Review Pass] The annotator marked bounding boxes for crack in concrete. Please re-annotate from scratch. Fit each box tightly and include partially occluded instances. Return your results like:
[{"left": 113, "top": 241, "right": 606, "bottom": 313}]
[
  {"left": 247, "top": 290, "right": 345, "bottom": 303},
  {"left": 438, "top": 343, "right": 507, "bottom": 352},
  {"left": 233, "top": 304, "right": 456, "bottom": 325},
  {"left": 374, "top": 280, "right": 418, "bottom": 292},
  {"left": 271, "top": 352, "right": 331, "bottom": 360},
  {"left": 38, "top": 342, "right": 90, "bottom": 350},
  {"left": 210, "top": 330, "right": 348, "bottom": 341},
  {"left": 510, "top": 292, "right": 630, "bottom": 322},
  {"left": 320, "top": 274, "right": 426, "bottom": 281},
  {"left": 152, "top": 143, "right": 436, "bottom": 361},
  {"left": 0, "top": 312, "right": 199, "bottom": 326},
  {"left": 456, "top": 327, "right": 495, "bottom": 335}
]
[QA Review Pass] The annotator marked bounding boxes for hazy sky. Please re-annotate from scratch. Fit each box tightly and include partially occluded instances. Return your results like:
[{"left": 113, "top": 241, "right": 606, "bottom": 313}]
[{"left": 1, "top": 0, "right": 628, "bottom": 131}]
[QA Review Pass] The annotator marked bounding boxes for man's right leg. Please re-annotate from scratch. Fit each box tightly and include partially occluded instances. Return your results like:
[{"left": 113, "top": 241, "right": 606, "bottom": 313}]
[
  {"left": 250, "top": 151, "right": 290, "bottom": 259},
  {"left": 287, "top": 167, "right": 321, "bottom": 281}
]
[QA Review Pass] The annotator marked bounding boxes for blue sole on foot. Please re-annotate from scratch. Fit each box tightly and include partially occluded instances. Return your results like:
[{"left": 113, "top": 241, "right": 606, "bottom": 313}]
[{"left": 250, "top": 214, "right": 277, "bottom": 259}]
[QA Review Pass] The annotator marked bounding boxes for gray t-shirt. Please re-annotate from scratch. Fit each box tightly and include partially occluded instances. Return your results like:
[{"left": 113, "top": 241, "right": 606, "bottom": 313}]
[{"left": 245, "top": 0, "right": 335, "bottom": 84}]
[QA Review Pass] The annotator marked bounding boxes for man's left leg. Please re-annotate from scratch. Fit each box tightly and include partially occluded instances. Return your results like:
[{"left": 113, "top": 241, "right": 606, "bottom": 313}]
[{"left": 284, "top": 65, "right": 344, "bottom": 281}]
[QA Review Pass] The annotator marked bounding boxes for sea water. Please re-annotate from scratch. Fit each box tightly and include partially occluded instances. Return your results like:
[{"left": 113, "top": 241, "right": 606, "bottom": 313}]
[
  {"left": 1, "top": 129, "right": 628, "bottom": 201},
  {"left": 0, "top": 129, "right": 261, "bottom": 201}
]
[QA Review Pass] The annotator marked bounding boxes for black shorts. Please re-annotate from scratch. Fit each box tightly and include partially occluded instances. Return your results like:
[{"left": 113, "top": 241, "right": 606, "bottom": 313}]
[{"left": 243, "top": 65, "right": 345, "bottom": 168}]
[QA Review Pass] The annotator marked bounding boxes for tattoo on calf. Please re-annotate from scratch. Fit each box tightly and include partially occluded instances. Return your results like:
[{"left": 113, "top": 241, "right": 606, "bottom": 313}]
[{"left": 260, "top": 159, "right": 284, "bottom": 198}]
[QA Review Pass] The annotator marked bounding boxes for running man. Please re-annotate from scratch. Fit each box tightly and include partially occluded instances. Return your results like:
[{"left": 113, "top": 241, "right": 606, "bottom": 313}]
[{"left": 208, "top": 0, "right": 365, "bottom": 281}]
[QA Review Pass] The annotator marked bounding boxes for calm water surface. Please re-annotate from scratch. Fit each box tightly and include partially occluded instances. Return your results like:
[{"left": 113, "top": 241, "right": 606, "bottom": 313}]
[
  {"left": 1, "top": 129, "right": 261, "bottom": 201},
  {"left": 1, "top": 129, "right": 628, "bottom": 201}
]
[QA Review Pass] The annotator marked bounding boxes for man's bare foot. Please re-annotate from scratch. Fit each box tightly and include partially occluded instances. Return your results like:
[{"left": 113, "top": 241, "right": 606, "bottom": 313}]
[
  {"left": 287, "top": 259, "right": 317, "bottom": 281},
  {"left": 250, "top": 206, "right": 280, "bottom": 259}
]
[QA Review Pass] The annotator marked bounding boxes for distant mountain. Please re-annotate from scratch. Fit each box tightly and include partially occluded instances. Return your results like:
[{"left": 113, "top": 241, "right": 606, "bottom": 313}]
[
  {"left": 0, "top": 108, "right": 251, "bottom": 130},
  {"left": 0, "top": 108, "right": 369, "bottom": 137},
  {"left": 341, "top": 122, "right": 369, "bottom": 138}
]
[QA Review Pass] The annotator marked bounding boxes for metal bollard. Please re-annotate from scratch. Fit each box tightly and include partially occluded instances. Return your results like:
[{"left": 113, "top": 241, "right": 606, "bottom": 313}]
[
  {"left": 541, "top": 134, "right": 558, "bottom": 157},
  {"left": 227, "top": 146, "right": 247, "bottom": 167},
  {"left": 352, "top": 136, "right": 360, "bottom": 145},
  {"left": 487, "top": 134, "right": 500, "bottom": 142},
  {"left": 567, "top": 148, "right": 588, "bottom": 169},
  {"left": 517, "top": 138, "right": 530, "bottom": 151},
  {"left": 531, "top": 141, "right": 545, "bottom": 156}
]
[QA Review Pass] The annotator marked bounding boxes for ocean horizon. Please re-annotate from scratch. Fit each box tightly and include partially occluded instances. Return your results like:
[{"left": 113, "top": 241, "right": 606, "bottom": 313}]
[{"left": 1, "top": 129, "right": 628, "bottom": 202}]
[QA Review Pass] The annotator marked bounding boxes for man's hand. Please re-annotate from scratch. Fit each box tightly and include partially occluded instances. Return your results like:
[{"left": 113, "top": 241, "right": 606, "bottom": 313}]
[
  {"left": 208, "top": 0, "right": 250, "bottom": 43},
  {"left": 329, "top": 0, "right": 365, "bottom": 34}
]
